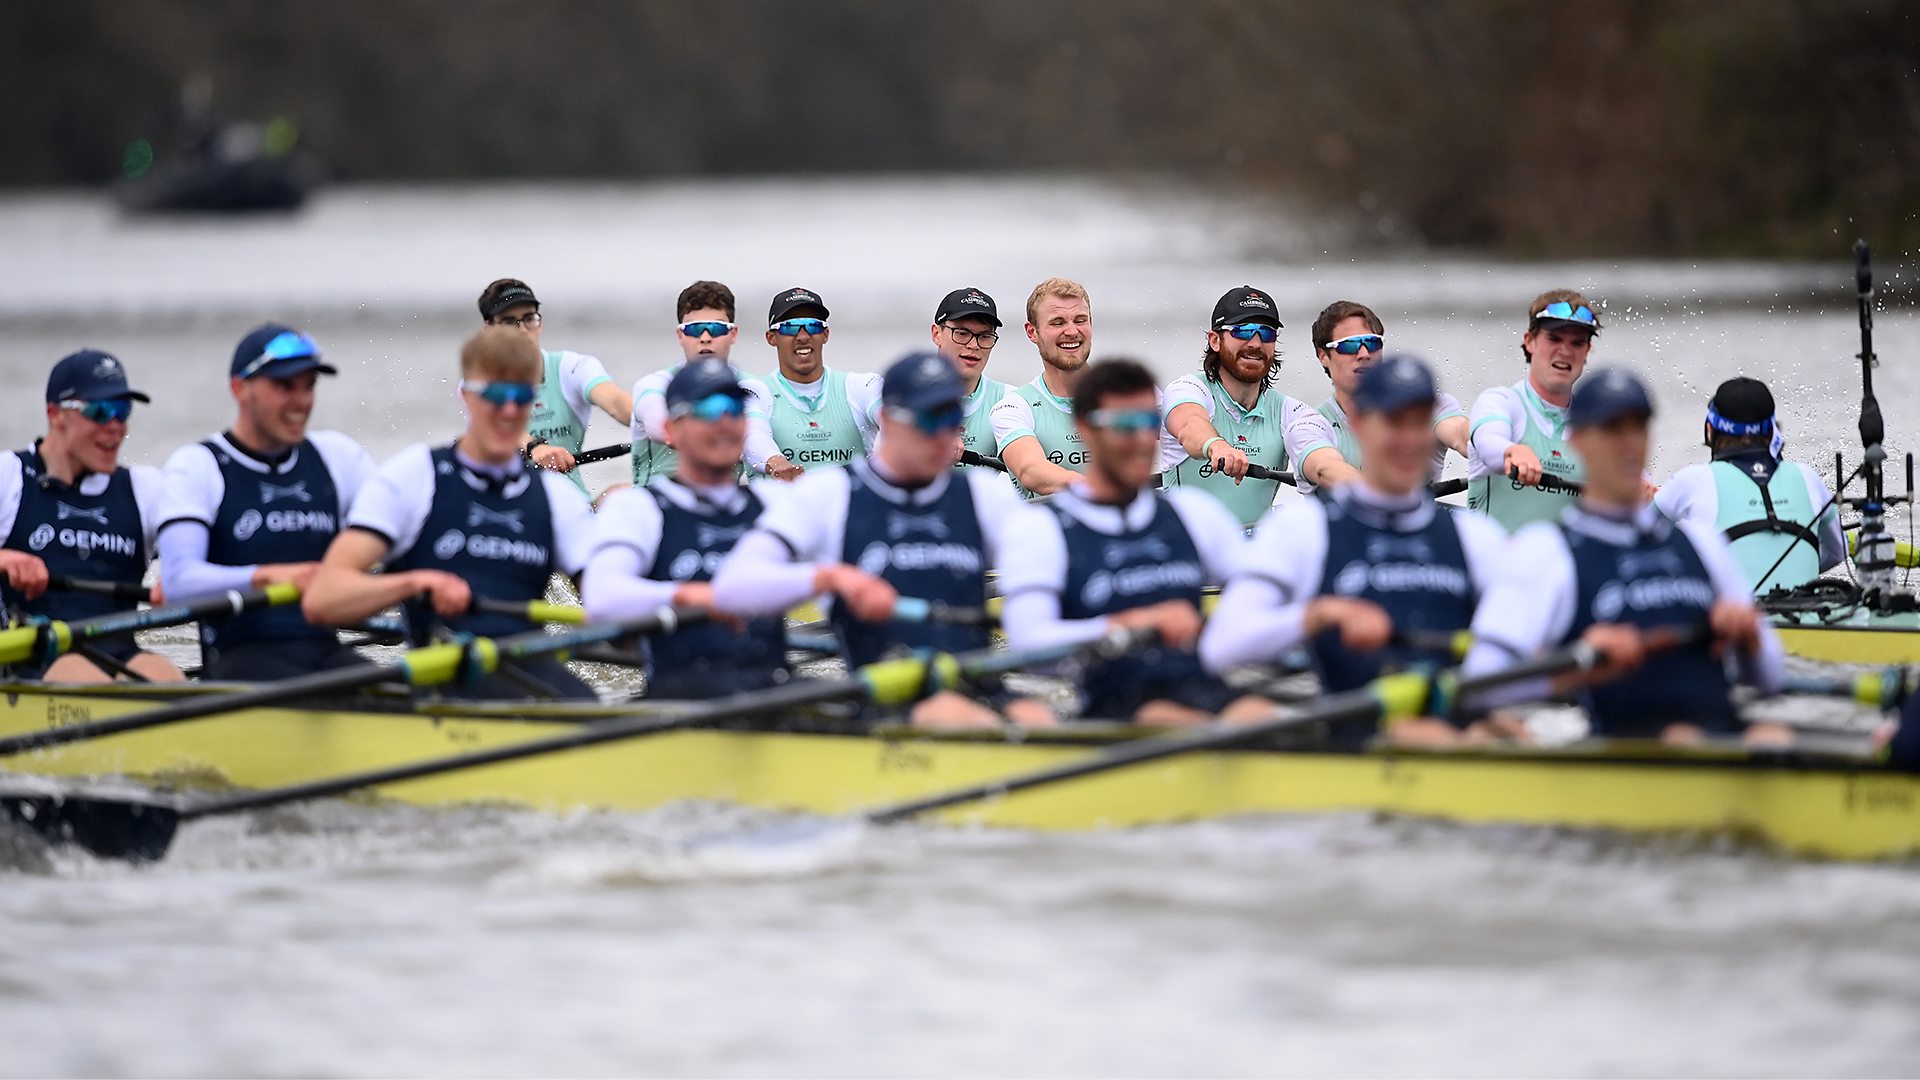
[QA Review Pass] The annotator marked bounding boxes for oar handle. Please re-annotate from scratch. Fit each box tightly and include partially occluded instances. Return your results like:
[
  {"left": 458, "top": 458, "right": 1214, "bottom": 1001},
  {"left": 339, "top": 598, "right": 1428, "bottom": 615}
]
[
  {"left": 1428, "top": 478, "right": 1470, "bottom": 498},
  {"left": 959, "top": 450, "right": 1009, "bottom": 473},
  {"left": 1243, "top": 465, "right": 1466, "bottom": 501},
  {"left": 0, "top": 583, "right": 300, "bottom": 668},
  {"left": 892, "top": 597, "right": 995, "bottom": 626},
  {"left": 572, "top": 442, "right": 634, "bottom": 466},
  {"left": 469, "top": 596, "right": 588, "bottom": 625},
  {"left": 1243, "top": 463, "right": 1293, "bottom": 484},
  {"left": 1508, "top": 466, "right": 1584, "bottom": 495},
  {"left": 47, "top": 576, "right": 152, "bottom": 604}
]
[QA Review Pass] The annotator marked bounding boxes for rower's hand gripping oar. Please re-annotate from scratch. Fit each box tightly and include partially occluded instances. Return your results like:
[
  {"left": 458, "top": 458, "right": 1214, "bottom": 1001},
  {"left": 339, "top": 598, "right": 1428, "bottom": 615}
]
[
  {"left": 0, "top": 625, "right": 1160, "bottom": 862},
  {"left": 0, "top": 584, "right": 302, "bottom": 671},
  {"left": 959, "top": 450, "right": 1010, "bottom": 473},
  {"left": 1246, "top": 463, "right": 1468, "bottom": 499},
  {"left": 0, "top": 606, "right": 702, "bottom": 758},
  {"left": 1507, "top": 465, "right": 1584, "bottom": 496}
]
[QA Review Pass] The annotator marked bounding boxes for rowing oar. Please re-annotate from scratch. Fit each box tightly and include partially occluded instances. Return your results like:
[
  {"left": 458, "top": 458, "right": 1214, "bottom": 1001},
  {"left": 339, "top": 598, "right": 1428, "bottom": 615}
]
[
  {"left": 1507, "top": 466, "right": 1584, "bottom": 496},
  {"left": 0, "top": 627, "right": 1158, "bottom": 862},
  {"left": 470, "top": 597, "right": 588, "bottom": 625},
  {"left": 0, "top": 584, "right": 302, "bottom": 670},
  {"left": 744, "top": 627, "right": 1706, "bottom": 838},
  {"left": 1778, "top": 667, "right": 1910, "bottom": 710},
  {"left": 1244, "top": 463, "right": 1470, "bottom": 499},
  {"left": 498, "top": 596, "right": 991, "bottom": 627},
  {"left": 571, "top": 442, "right": 633, "bottom": 466},
  {"left": 46, "top": 575, "right": 155, "bottom": 604},
  {"left": 959, "top": 450, "right": 1010, "bottom": 473},
  {"left": 0, "top": 606, "right": 701, "bottom": 759}
]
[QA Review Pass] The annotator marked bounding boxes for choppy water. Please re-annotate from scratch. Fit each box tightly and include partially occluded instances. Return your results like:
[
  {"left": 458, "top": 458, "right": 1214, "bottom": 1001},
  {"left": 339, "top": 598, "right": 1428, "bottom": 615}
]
[{"left": 2, "top": 178, "right": 1918, "bottom": 1077}]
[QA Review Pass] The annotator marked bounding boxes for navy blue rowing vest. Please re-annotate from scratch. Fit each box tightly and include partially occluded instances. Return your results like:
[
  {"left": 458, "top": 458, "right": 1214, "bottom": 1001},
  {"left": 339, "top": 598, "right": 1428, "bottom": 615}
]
[
  {"left": 644, "top": 481, "right": 787, "bottom": 691},
  {"left": 3, "top": 447, "right": 147, "bottom": 625},
  {"left": 203, "top": 438, "right": 340, "bottom": 648},
  {"left": 388, "top": 447, "right": 557, "bottom": 644},
  {"left": 1311, "top": 494, "right": 1477, "bottom": 693},
  {"left": 1055, "top": 493, "right": 1210, "bottom": 697},
  {"left": 832, "top": 461, "right": 990, "bottom": 667},
  {"left": 1561, "top": 513, "right": 1738, "bottom": 736}
]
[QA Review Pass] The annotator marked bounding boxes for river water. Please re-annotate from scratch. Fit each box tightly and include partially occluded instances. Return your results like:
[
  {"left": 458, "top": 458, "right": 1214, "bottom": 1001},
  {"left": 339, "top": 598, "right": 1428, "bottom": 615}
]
[{"left": 1, "top": 178, "right": 1918, "bottom": 1076}]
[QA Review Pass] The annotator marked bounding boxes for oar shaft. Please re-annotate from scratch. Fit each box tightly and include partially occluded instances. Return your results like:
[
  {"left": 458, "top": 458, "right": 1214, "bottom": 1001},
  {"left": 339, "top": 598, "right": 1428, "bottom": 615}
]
[
  {"left": 959, "top": 450, "right": 1009, "bottom": 473},
  {"left": 47, "top": 576, "right": 151, "bottom": 604},
  {"left": 1244, "top": 464, "right": 1465, "bottom": 500},
  {"left": 1508, "top": 466, "right": 1584, "bottom": 495},
  {"left": 0, "top": 584, "right": 299, "bottom": 667},
  {"left": 572, "top": 442, "right": 633, "bottom": 466}
]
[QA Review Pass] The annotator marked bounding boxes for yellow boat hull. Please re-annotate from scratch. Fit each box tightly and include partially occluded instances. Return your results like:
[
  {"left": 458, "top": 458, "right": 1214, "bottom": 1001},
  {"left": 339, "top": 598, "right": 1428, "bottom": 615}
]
[
  {"left": 2, "top": 682, "right": 1916, "bottom": 860},
  {"left": 1773, "top": 620, "right": 1920, "bottom": 665}
]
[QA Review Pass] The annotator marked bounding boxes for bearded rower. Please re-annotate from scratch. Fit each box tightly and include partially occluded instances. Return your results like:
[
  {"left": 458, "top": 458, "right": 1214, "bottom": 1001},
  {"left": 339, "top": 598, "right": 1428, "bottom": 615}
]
[
  {"left": 302, "top": 327, "right": 597, "bottom": 700},
  {"left": 998, "top": 359, "right": 1269, "bottom": 726},
  {"left": 713, "top": 352, "right": 1045, "bottom": 728},
  {"left": 1160, "top": 285, "right": 1344, "bottom": 525},
  {"left": 584, "top": 360, "right": 788, "bottom": 699},
  {"left": 158, "top": 325, "right": 375, "bottom": 681},
  {"left": 1462, "top": 370, "right": 1788, "bottom": 745},
  {"left": 991, "top": 277, "right": 1098, "bottom": 497},
  {"left": 1654, "top": 376, "right": 1845, "bottom": 593},
  {"left": 1202, "top": 357, "right": 1507, "bottom": 745},
  {"left": 0, "top": 351, "right": 179, "bottom": 682},
  {"left": 477, "top": 279, "right": 633, "bottom": 500},
  {"left": 929, "top": 286, "right": 1013, "bottom": 468},
  {"left": 1309, "top": 300, "right": 1470, "bottom": 479},
  {"left": 629, "top": 280, "right": 793, "bottom": 486},
  {"left": 759, "top": 286, "right": 881, "bottom": 472},
  {"left": 1467, "top": 290, "right": 1600, "bottom": 532}
]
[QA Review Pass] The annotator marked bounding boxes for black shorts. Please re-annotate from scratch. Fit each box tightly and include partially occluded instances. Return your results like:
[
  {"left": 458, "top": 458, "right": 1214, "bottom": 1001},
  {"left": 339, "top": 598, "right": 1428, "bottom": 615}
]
[
  {"left": 646, "top": 664, "right": 790, "bottom": 702},
  {"left": 201, "top": 637, "right": 367, "bottom": 682},
  {"left": 1080, "top": 673, "right": 1242, "bottom": 721},
  {"left": 435, "top": 655, "right": 599, "bottom": 702}
]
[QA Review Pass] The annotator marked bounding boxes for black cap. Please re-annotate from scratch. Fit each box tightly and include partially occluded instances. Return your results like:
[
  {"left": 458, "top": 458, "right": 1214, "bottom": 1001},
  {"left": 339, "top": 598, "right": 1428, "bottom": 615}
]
[
  {"left": 881, "top": 351, "right": 966, "bottom": 412},
  {"left": 1211, "top": 285, "right": 1282, "bottom": 330},
  {"left": 1709, "top": 376, "right": 1775, "bottom": 425},
  {"left": 231, "top": 323, "right": 338, "bottom": 380},
  {"left": 665, "top": 359, "right": 751, "bottom": 411},
  {"left": 46, "top": 350, "right": 150, "bottom": 404},
  {"left": 1352, "top": 354, "right": 1438, "bottom": 414},
  {"left": 768, "top": 287, "right": 829, "bottom": 326},
  {"left": 1568, "top": 368, "right": 1655, "bottom": 427},
  {"left": 482, "top": 283, "right": 540, "bottom": 320},
  {"left": 934, "top": 287, "right": 1001, "bottom": 327}
]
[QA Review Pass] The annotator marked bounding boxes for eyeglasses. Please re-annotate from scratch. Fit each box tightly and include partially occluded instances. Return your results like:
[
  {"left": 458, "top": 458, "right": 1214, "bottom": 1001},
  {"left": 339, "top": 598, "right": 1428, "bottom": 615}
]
[
  {"left": 670, "top": 392, "right": 748, "bottom": 421},
  {"left": 460, "top": 380, "right": 538, "bottom": 408},
  {"left": 238, "top": 330, "right": 322, "bottom": 379},
  {"left": 1533, "top": 302, "right": 1597, "bottom": 327},
  {"left": 678, "top": 320, "right": 736, "bottom": 339},
  {"left": 59, "top": 399, "right": 134, "bottom": 424},
  {"left": 492, "top": 311, "right": 543, "bottom": 329},
  {"left": 883, "top": 402, "right": 965, "bottom": 435},
  {"left": 942, "top": 324, "right": 1000, "bottom": 348},
  {"left": 1085, "top": 407, "right": 1162, "bottom": 434},
  {"left": 1322, "top": 333, "right": 1384, "bottom": 355},
  {"left": 1221, "top": 323, "right": 1278, "bottom": 344},
  {"left": 771, "top": 318, "right": 828, "bottom": 337}
]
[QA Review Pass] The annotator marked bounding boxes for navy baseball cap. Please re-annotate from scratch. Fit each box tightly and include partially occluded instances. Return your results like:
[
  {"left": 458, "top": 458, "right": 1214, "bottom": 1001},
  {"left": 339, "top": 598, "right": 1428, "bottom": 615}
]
[
  {"left": 768, "top": 287, "right": 829, "bottom": 326},
  {"left": 665, "top": 359, "right": 751, "bottom": 411},
  {"left": 1352, "top": 354, "right": 1438, "bottom": 414},
  {"left": 881, "top": 351, "right": 966, "bottom": 412},
  {"left": 1568, "top": 368, "right": 1655, "bottom": 427},
  {"left": 1211, "top": 285, "right": 1282, "bottom": 330},
  {"left": 481, "top": 281, "right": 539, "bottom": 320},
  {"left": 46, "top": 349, "right": 150, "bottom": 404},
  {"left": 231, "top": 323, "right": 338, "bottom": 380},
  {"left": 934, "top": 287, "right": 1001, "bottom": 327}
]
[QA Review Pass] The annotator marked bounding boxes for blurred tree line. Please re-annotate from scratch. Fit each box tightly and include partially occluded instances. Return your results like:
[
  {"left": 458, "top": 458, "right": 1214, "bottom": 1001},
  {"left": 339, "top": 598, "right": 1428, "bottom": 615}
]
[{"left": 7, "top": 0, "right": 1916, "bottom": 255}]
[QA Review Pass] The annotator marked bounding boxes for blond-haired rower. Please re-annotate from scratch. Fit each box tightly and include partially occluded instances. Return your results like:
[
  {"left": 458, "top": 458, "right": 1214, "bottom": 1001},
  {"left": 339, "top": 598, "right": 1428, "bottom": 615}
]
[
  {"left": 990, "top": 277, "right": 1104, "bottom": 498},
  {"left": 303, "top": 326, "right": 598, "bottom": 700}
]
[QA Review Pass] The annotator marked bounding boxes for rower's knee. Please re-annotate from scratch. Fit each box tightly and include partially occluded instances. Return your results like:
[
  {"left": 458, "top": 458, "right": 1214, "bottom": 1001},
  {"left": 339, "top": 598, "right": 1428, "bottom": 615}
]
[
  {"left": 909, "top": 690, "right": 1002, "bottom": 730},
  {"left": 1131, "top": 700, "right": 1214, "bottom": 728},
  {"left": 42, "top": 654, "right": 111, "bottom": 684},
  {"left": 1382, "top": 717, "right": 1463, "bottom": 747},
  {"left": 1659, "top": 723, "right": 1707, "bottom": 747},
  {"left": 126, "top": 652, "right": 186, "bottom": 683},
  {"left": 1218, "top": 695, "right": 1276, "bottom": 726},
  {"left": 1001, "top": 696, "right": 1060, "bottom": 728},
  {"left": 1742, "top": 721, "right": 1794, "bottom": 749}
]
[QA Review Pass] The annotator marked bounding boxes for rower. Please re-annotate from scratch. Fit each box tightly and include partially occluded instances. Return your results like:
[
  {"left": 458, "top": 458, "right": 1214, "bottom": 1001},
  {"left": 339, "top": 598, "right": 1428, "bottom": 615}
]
[
  {"left": 0, "top": 351, "right": 180, "bottom": 682},
  {"left": 1160, "top": 285, "right": 1342, "bottom": 525},
  {"left": 712, "top": 351, "right": 1046, "bottom": 728},
  {"left": 1466, "top": 290, "right": 1599, "bottom": 532},
  {"left": 583, "top": 360, "right": 788, "bottom": 699},
  {"left": 302, "top": 327, "right": 597, "bottom": 700},
  {"left": 1653, "top": 376, "right": 1845, "bottom": 593},
  {"left": 930, "top": 286, "right": 1013, "bottom": 467},
  {"left": 630, "top": 280, "right": 794, "bottom": 486},
  {"left": 1461, "top": 369, "right": 1788, "bottom": 745},
  {"left": 990, "top": 277, "right": 1098, "bottom": 497},
  {"left": 1201, "top": 356, "right": 1508, "bottom": 745},
  {"left": 998, "top": 359, "right": 1271, "bottom": 726},
  {"left": 759, "top": 286, "right": 881, "bottom": 473},
  {"left": 1309, "top": 300, "right": 1470, "bottom": 480},
  {"left": 478, "top": 278, "right": 633, "bottom": 500},
  {"left": 157, "top": 324, "right": 376, "bottom": 681}
]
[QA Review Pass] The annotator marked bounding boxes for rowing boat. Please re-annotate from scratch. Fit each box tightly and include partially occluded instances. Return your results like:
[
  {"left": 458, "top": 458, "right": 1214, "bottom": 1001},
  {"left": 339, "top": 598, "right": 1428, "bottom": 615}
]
[
  {"left": 1771, "top": 611, "right": 1920, "bottom": 665},
  {"left": 2, "top": 679, "right": 1912, "bottom": 861}
]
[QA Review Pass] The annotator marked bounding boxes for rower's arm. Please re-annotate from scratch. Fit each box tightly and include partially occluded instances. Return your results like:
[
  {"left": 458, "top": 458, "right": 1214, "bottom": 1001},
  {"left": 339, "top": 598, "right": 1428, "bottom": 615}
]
[
  {"left": 996, "top": 510, "right": 1111, "bottom": 649},
  {"left": 1806, "top": 466, "right": 1849, "bottom": 571},
  {"left": 1435, "top": 415, "right": 1470, "bottom": 460},
  {"left": 588, "top": 380, "right": 634, "bottom": 428},
  {"left": 581, "top": 487, "right": 682, "bottom": 621},
  {"left": 300, "top": 528, "right": 418, "bottom": 626},
  {"left": 1461, "top": 524, "right": 1577, "bottom": 707},
  {"left": 155, "top": 446, "right": 262, "bottom": 602},
  {"left": 1298, "top": 447, "right": 1360, "bottom": 488},
  {"left": 1165, "top": 400, "right": 1225, "bottom": 460},
  {"left": 999, "top": 435, "right": 1080, "bottom": 495},
  {"left": 633, "top": 375, "right": 672, "bottom": 442},
  {"left": 1282, "top": 406, "right": 1354, "bottom": 489},
  {"left": 711, "top": 469, "right": 851, "bottom": 614},
  {"left": 1198, "top": 499, "right": 1325, "bottom": 673}
]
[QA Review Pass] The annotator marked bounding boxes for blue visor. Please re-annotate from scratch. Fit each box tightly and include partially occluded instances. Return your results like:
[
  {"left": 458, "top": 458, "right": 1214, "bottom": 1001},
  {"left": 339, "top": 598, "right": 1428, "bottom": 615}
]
[{"left": 238, "top": 331, "right": 324, "bottom": 379}]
